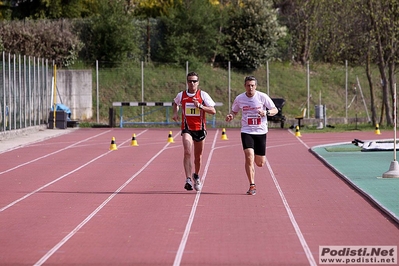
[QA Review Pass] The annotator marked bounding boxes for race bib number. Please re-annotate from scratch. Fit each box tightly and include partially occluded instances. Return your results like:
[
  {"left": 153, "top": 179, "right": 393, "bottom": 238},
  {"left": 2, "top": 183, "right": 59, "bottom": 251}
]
[
  {"left": 247, "top": 115, "right": 261, "bottom": 126},
  {"left": 185, "top": 103, "right": 200, "bottom": 116}
]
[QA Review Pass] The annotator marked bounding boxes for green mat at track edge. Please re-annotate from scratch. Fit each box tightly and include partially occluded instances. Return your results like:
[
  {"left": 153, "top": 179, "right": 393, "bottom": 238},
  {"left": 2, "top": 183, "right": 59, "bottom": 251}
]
[{"left": 310, "top": 143, "right": 399, "bottom": 225}]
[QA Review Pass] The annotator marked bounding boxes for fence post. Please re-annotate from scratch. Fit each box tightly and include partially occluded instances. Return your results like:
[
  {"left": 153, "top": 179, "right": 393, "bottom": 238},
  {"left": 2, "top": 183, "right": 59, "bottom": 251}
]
[
  {"left": 119, "top": 106, "right": 123, "bottom": 128},
  {"left": 108, "top": 107, "right": 115, "bottom": 128}
]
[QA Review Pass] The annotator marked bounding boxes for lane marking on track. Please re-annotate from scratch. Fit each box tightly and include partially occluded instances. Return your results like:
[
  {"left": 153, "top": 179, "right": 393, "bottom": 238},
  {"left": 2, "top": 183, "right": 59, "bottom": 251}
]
[
  {"left": 173, "top": 129, "right": 219, "bottom": 266},
  {"left": 32, "top": 129, "right": 176, "bottom": 266},
  {"left": 0, "top": 130, "right": 112, "bottom": 176},
  {"left": 215, "top": 143, "right": 241, "bottom": 149},
  {"left": 265, "top": 155, "right": 317, "bottom": 266},
  {"left": 288, "top": 129, "right": 310, "bottom": 149},
  {"left": 267, "top": 143, "right": 299, "bottom": 149},
  {"left": 0, "top": 130, "right": 147, "bottom": 213}
]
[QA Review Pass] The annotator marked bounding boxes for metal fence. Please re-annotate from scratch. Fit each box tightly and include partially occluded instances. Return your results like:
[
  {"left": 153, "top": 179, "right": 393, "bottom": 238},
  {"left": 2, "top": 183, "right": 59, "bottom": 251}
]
[{"left": 0, "top": 52, "right": 52, "bottom": 133}]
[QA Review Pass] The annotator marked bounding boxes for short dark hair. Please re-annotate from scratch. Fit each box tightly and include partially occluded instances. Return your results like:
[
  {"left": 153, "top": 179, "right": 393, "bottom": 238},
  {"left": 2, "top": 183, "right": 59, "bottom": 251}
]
[
  {"left": 244, "top": 76, "right": 257, "bottom": 84},
  {"left": 187, "top": 72, "right": 199, "bottom": 79}
]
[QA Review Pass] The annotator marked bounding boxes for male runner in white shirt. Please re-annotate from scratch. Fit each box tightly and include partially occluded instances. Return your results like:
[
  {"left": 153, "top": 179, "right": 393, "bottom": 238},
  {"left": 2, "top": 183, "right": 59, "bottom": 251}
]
[{"left": 225, "top": 76, "right": 278, "bottom": 195}]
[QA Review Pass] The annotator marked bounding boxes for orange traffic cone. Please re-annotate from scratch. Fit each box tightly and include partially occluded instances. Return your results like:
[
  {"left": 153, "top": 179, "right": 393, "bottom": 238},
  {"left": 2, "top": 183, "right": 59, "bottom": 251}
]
[{"left": 109, "top": 137, "right": 118, "bottom": 150}]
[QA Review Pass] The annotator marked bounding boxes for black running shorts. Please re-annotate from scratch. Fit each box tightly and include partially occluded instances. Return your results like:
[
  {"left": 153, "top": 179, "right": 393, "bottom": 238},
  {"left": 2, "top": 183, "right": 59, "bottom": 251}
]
[
  {"left": 241, "top": 133, "right": 267, "bottom": 156},
  {"left": 182, "top": 129, "right": 207, "bottom": 142}
]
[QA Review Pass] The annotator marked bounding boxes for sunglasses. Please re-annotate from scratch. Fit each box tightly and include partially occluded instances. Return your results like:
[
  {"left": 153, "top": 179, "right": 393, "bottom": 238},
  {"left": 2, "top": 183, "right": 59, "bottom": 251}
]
[{"left": 187, "top": 80, "right": 198, "bottom": 83}]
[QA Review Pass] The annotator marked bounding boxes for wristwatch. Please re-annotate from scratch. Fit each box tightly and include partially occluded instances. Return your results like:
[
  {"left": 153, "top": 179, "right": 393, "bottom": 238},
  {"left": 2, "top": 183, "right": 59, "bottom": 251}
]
[{"left": 199, "top": 104, "right": 203, "bottom": 109}]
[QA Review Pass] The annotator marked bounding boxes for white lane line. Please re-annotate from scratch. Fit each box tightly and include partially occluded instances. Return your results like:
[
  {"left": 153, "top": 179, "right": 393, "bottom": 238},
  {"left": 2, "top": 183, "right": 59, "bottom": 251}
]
[
  {"left": 173, "top": 129, "right": 219, "bottom": 266},
  {"left": 288, "top": 129, "right": 310, "bottom": 149},
  {"left": 33, "top": 130, "right": 169, "bottom": 266},
  {"left": 0, "top": 130, "right": 147, "bottom": 213},
  {"left": 265, "top": 159, "right": 317, "bottom": 266},
  {"left": 0, "top": 130, "right": 112, "bottom": 176}
]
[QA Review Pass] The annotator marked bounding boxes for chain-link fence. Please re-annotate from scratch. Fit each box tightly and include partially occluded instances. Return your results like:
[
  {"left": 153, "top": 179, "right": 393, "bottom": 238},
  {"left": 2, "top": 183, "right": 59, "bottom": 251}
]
[
  {"left": 0, "top": 52, "right": 52, "bottom": 133},
  {"left": 1, "top": 52, "right": 378, "bottom": 131}
]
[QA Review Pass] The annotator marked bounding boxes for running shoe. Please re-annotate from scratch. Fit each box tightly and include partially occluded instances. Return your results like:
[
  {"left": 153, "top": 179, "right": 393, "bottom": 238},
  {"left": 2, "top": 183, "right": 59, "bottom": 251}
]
[
  {"left": 247, "top": 184, "right": 256, "bottom": 195},
  {"left": 184, "top": 177, "right": 193, "bottom": 191},
  {"left": 193, "top": 173, "right": 202, "bottom": 191}
]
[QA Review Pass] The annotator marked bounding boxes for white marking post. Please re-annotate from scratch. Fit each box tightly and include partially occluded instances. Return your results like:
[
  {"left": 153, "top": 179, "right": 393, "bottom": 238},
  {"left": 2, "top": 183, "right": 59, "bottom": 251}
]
[{"left": 382, "top": 83, "right": 399, "bottom": 178}]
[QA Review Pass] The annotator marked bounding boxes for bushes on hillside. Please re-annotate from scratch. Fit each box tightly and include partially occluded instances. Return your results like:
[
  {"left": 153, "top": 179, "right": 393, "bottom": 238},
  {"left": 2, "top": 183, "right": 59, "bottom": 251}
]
[
  {"left": 0, "top": 19, "right": 82, "bottom": 67},
  {"left": 0, "top": 0, "right": 287, "bottom": 70}
]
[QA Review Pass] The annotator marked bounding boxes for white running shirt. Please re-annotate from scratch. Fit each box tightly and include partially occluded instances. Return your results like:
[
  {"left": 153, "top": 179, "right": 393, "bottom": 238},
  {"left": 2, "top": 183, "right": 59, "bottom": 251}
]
[{"left": 231, "top": 91, "right": 276, "bottom": 134}]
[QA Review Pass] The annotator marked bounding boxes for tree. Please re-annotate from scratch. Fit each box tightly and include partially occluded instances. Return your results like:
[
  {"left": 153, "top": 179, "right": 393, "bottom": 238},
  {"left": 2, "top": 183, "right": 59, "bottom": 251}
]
[
  {"left": 360, "top": 0, "right": 399, "bottom": 126},
  {"left": 0, "top": 19, "right": 82, "bottom": 67},
  {"left": 274, "top": 0, "right": 394, "bottom": 125},
  {"left": 0, "top": 1, "right": 11, "bottom": 19},
  {"left": 8, "top": 0, "right": 98, "bottom": 19},
  {"left": 222, "top": 0, "right": 286, "bottom": 70},
  {"left": 154, "top": 0, "right": 227, "bottom": 66},
  {"left": 77, "top": 0, "right": 142, "bottom": 67},
  {"left": 274, "top": 0, "right": 315, "bottom": 65},
  {"left": 131, "top": 0, "right": 177, "bottom": 62},
  {"left": 132, "top": 0, "right": 176, "bottom": 17}
]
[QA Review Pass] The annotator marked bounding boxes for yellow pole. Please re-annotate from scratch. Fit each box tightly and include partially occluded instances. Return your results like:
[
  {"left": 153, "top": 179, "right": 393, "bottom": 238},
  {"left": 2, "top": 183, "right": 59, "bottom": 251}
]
[{"left": 53, "top": 65, "right": 57, "bottom": 129}]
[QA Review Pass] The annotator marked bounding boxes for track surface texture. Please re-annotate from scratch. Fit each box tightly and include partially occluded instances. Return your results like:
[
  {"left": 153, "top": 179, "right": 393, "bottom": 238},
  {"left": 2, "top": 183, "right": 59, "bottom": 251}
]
[{"left": 0, "top": 127, "right": 398, "bottom": 266}]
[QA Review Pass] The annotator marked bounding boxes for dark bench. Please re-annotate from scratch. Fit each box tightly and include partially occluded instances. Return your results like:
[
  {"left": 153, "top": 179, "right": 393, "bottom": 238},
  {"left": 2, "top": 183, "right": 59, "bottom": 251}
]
[
  {"left": 67, "top": 120, "right": 80, "bottom": 128},
  {"left": 267, "top": 98, "right": 286, "bottom": 128}
]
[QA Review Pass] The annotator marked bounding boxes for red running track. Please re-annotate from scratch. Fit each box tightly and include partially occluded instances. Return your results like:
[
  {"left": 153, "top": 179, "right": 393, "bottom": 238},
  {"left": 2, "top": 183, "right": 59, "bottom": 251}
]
[{"left": 0, "top": 128, "right": 398, "bottom": 265}]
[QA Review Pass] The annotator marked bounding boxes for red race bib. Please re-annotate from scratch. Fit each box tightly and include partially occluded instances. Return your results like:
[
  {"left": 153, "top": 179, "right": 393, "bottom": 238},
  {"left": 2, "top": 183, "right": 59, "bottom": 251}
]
[{"left": 247, "top": 115, "right": 261, "bottom": 126}]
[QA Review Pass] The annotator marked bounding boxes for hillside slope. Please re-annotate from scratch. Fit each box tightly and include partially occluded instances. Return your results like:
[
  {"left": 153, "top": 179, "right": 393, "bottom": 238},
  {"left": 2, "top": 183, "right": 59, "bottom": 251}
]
[{"left": 95, "top": 61, "right": 380, "bottom": 125}]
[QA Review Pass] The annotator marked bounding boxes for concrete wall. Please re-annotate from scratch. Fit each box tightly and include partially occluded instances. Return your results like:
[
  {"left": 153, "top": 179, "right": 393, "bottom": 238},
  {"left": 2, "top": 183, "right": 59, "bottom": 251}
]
[{"left": 55, "top": 70, "right": 92, "bottom": 120}]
